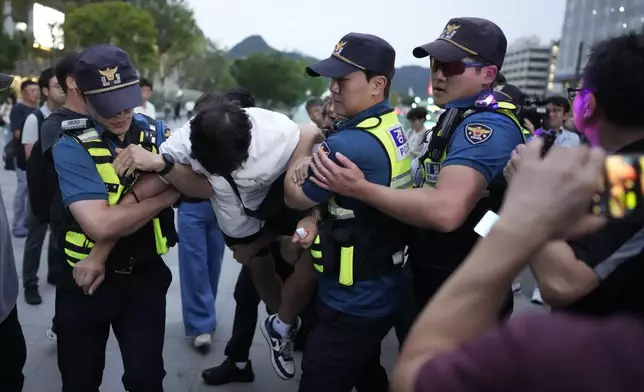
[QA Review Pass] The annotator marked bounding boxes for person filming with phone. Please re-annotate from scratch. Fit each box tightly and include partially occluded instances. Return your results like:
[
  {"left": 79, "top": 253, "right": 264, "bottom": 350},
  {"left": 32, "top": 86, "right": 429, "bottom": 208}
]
[
  {"left": 526, "top": 95, "right": 580, "bottom": 147},
  {"left": 505, "top": 33, "right": 644, "bottom": 318}
]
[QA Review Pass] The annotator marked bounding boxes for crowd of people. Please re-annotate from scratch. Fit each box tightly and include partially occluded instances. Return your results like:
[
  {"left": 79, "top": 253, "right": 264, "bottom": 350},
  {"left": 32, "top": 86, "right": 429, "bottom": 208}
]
[{"left": 1, "top": 13, "right": 644, "bottom": 392}]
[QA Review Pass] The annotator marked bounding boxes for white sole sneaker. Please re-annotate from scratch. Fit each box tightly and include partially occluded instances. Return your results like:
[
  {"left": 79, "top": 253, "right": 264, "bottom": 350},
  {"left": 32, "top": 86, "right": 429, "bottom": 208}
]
[{"left": 194, "top": 333, "right": 212, "bottom": 348}]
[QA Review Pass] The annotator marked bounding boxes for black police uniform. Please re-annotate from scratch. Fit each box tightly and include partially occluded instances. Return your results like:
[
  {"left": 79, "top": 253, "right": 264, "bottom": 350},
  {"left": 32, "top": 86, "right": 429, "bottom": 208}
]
[{"left": 53, "top": 45, "right": 177, "bottom": 392}]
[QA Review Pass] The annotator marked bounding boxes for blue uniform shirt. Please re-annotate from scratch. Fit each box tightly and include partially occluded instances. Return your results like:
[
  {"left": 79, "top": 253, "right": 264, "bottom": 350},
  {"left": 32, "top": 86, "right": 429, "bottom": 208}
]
[
  {"left": 442, "top": 90, "right": 524, "bottom": 184},
  {"left": 53, "top": 113, "right": 167, "bottom": 207},
  {"left": 302, "top": 100, "right": 402, "bottom": 319}
]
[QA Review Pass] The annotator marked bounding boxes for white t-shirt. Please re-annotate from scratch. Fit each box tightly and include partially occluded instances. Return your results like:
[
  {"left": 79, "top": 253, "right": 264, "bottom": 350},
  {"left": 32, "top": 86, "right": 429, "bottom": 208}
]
[
  {"left": 21, "top": 103, "right": 52, "bottom": 145},
  {"left": 160, "top": 107, "right": 301, "bottom": 238},
  {"left": 134, "top": 101, "right": 156, "bottom": 119}
]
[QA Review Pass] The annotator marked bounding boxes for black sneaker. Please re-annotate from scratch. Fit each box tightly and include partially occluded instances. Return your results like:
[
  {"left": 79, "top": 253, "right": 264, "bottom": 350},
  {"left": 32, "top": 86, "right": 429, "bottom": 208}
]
[
  {"left": 260, "top": 315, "right": 301, "bottom": 380},
  {"left": 202, "top": 358, "right": 254, "bottom": 386},
  {"left": 24, "top": 286, "right": 42, "bottom": 305}
]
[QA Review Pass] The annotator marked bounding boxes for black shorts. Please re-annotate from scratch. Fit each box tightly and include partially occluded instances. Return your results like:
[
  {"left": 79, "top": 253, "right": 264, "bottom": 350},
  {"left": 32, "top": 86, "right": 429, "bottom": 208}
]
[{"left": 222, "top": 204, "right": 308, "bottom": 247}]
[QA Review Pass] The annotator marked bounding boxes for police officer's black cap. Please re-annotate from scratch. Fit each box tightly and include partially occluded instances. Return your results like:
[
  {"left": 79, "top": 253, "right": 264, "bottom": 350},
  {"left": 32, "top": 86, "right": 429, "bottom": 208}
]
[
  {"left": 74, "top": 44, "right": 142, "bottom": 118},
  {"left": 498, "top": 84, "right": 526, "bottom": 106},
  {"left": 0, "top": 73, "right": 14, "bottom": 91},
  {"left": 306, "top": 33, "right": 396, "bottom": 78},
  {"left": 413, "top": 17, "right": 507, "bottom": 69}
]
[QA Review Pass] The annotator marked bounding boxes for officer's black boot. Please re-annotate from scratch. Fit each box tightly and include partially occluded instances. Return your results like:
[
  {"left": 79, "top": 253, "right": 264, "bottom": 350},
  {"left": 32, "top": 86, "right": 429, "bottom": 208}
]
[{"left": 202, "top": 358, "right": 255, "bottom": 386}]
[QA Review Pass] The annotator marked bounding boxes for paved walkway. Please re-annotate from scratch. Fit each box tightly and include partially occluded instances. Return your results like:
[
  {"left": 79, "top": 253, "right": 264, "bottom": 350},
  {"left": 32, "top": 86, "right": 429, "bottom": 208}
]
[{"left": 0, "top": 123, "right": 541, "bottom": 391}]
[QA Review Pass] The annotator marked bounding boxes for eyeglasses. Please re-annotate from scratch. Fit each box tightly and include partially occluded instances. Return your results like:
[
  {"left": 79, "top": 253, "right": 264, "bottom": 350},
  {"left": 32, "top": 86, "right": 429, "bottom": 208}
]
[{"left": 430, "top": 58, "right": 490, "bottom": 76}]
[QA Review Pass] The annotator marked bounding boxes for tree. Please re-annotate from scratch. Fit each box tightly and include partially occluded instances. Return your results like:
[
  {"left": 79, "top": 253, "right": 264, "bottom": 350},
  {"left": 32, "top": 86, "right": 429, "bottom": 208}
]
[
  {"left": 231, "top": 53, "right": 326, "bottom": 109},
  {"left": 138, "top": 0, "right": 204, "bottom": 82},
  {"left": 178, "top": 40, "right": 236, "bottom": 93},
  {"left": 62, "top": 1, "right": 159, "bottom": 72},
  {"left": 0, "top": 31, "right": 22, "bottom": 72}
]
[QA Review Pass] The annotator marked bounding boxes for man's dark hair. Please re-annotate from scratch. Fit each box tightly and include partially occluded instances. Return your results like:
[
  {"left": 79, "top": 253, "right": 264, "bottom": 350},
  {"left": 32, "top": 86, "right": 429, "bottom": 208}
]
[
  {"left": 407, "top": 106, "right": 428, "bottom": 120},
  {"left": 140, "top": 78, "right": 153, "bottom": 89},
  {"left": 20, "top": 80, "right": 37, "bottom": 91},
  {"left": 190, "top": 94, "right": 253, "bottom": 176},
  {"left": 54, "top": 52, "right": 79, "bottom": 94},
  {"left": 224, "top": 87, "right": 255, "bottom": 108},
  {"left": 38, "top": 68, "right": 55, "bottom": 91},
  {"left": 305, "top": 98, "right": 324, "bottom": 111},
  {"left": 545, "top": 95, "right": 570, "bottom": 113},
  {"left": 584, "top": 33, "right": 644, "bottom": 128},
  {"left": 364, "top": 69, "right": 394, "bottom": 98},
  {"left": 195, "top": 92, "right": 217, "bottom": 113}
]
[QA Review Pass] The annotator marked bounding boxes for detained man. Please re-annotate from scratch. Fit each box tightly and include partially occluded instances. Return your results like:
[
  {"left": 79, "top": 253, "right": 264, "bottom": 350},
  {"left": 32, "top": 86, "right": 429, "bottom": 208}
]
[{"left": 112, "top": 94, "right": 323, "bottom": 380}]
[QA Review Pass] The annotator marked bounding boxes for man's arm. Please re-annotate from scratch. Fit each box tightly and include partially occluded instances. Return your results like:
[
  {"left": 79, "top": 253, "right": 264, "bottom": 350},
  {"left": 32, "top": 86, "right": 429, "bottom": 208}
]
[
  {"left": 529, "top": 217, "right": 643, "bottom": 307},
  {"left": 160, "top": 163, "right": 213, "bottom": 199},
  {"left": 529, "top": 242, "right": 599, "bottom": 306},
  {"left": 393, "top": 222, "right": 536, "bottom": 391},
  {"left": 84, "top": 173, "right": 174, "bottom": 261},
  {"left": 21, "top": 113, "right": 39, "bottom": 159},
  {"left": 353, "top": 166, "right": 487, "bottom": 231},
  {"left": 283, "top": 125, "right": 327, "bottom": 209},
  {"left": 352, "top": 114, "right": 522, "bottom": 231}
]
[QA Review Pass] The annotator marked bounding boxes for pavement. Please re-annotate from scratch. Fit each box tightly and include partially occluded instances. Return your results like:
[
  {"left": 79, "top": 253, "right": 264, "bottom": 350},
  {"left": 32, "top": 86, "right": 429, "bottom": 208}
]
[{"left": 0, "top": 121, "right": 544, "bottom": 391}]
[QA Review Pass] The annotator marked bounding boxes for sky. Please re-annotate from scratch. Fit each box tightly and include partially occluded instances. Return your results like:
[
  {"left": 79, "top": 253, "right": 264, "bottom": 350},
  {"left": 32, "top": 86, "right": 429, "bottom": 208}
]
[{"left": 187, "top": 0, "right": 566, "bottom": 67}]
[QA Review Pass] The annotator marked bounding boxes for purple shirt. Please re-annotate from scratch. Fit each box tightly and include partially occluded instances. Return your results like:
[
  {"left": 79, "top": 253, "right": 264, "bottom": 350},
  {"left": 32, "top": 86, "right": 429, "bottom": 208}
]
[{"left": 415, "top": 313, "right": 644, "bottom": 392}]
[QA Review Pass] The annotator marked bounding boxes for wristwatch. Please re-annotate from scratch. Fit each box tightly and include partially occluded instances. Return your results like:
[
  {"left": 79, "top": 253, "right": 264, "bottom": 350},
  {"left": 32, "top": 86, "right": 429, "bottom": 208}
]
[{"left": 158, "top": 153, "right": 175, "bottom": 176}]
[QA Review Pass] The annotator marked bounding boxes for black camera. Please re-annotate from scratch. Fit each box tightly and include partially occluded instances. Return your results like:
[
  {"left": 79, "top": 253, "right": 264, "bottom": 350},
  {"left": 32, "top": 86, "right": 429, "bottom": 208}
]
[{"left": 519, "top": 96, "right": 550, "bottom": 129}]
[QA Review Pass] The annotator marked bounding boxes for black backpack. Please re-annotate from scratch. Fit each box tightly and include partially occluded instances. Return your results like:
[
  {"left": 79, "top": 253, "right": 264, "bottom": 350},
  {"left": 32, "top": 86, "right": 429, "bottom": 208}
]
[{"left": 26, "top": 109, "right": 57, "bottom": 224}]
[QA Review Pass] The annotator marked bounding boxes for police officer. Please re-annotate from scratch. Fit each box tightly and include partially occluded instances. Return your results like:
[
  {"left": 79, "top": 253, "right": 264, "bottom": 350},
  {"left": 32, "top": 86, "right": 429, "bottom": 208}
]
[
  {"left": 284, "top": 33, "right": 412, "bottom": 392},
  {"left": 307, "top": 18, "right": 525, "bottom": 325},
  {"left": 52, "top": 44, "right": 180, "bottom": 391}
]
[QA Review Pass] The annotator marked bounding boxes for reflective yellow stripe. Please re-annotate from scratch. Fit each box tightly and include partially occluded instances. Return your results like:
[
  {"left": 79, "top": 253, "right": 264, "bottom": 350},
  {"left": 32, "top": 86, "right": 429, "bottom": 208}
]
[
  {"left": 339, "top": 247, "right": 354, "bottom": 286},
  {"left": 313, "top": 263, "right": 323, "bottom": 272},
  {"left": 152, "top": 218, "right": 169, "bottom": 255},
  {"left": 65, "top": 231, "right": 94, "bottom": 266}
]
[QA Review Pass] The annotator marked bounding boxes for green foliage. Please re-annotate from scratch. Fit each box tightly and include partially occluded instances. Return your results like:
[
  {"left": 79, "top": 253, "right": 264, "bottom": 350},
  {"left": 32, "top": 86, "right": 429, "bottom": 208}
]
[
  {"left": 62, "top": 1, "right": 159, "bottom": 72},
  {"left": 137, "top": 0, "right": 204, "bottom": 80},
  {"left": 230, "top": 53, "right": 326, "bottom": 109},
  {"left": 178, "top": 41, "right": 236, "bottom": 93},
  {"left": 0, "top": 31, "right": 22, "bottom": 72}
]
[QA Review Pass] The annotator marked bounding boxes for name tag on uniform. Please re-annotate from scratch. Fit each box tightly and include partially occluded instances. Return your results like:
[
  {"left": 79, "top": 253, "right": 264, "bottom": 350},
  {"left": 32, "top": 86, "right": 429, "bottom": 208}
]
[
  {"left": 388, "top": 125, "right": 410, "bottom": 161},
  {"left": 425, "top": 162, "right": 441, "bottom": 185}
]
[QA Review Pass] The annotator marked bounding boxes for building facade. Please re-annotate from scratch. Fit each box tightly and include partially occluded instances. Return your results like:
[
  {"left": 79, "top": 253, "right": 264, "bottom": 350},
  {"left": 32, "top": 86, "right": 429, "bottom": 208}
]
[
  {"left": 502, "top": 36, "right": 553, "bottom": 97},
  {"left": 556, "top": 0, "right": 644, "bottom": 86}
]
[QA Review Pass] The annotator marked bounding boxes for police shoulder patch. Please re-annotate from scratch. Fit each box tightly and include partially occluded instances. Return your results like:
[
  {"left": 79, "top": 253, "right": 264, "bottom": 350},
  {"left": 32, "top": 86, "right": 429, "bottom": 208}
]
[
  {"left": 465, "top": 123, "right": 494, "bottom": 145},
  {"left": 317, "top": 141, "right": 331, "bottom": 156}
]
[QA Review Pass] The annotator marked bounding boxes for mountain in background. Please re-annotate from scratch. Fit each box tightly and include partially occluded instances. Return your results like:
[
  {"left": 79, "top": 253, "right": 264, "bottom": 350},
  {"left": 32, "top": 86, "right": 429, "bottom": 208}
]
[{"left": 227, "top": 35, "right": 430, "bottom": 97}]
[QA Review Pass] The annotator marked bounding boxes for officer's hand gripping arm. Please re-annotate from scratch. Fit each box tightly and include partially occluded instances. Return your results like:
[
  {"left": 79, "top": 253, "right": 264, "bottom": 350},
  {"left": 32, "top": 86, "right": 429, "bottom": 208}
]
[{"left": 284, "top": 124, "right": 326, "bottom": 210}]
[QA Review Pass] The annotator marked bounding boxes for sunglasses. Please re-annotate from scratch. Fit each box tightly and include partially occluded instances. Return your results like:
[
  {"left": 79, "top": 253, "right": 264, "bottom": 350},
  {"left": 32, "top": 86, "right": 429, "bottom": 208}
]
[{"left": 430, "top": 58, "right": 490, "bottom": 76}]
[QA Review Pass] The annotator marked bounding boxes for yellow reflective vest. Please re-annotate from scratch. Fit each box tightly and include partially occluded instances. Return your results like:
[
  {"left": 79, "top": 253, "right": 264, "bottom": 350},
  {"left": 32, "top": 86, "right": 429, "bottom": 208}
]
[
  {"left": 310, "top": 110, "right": 412, "bottom": 286},
  {"left": 63, "top": 119, "right": 171, "bottom": 268}
]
